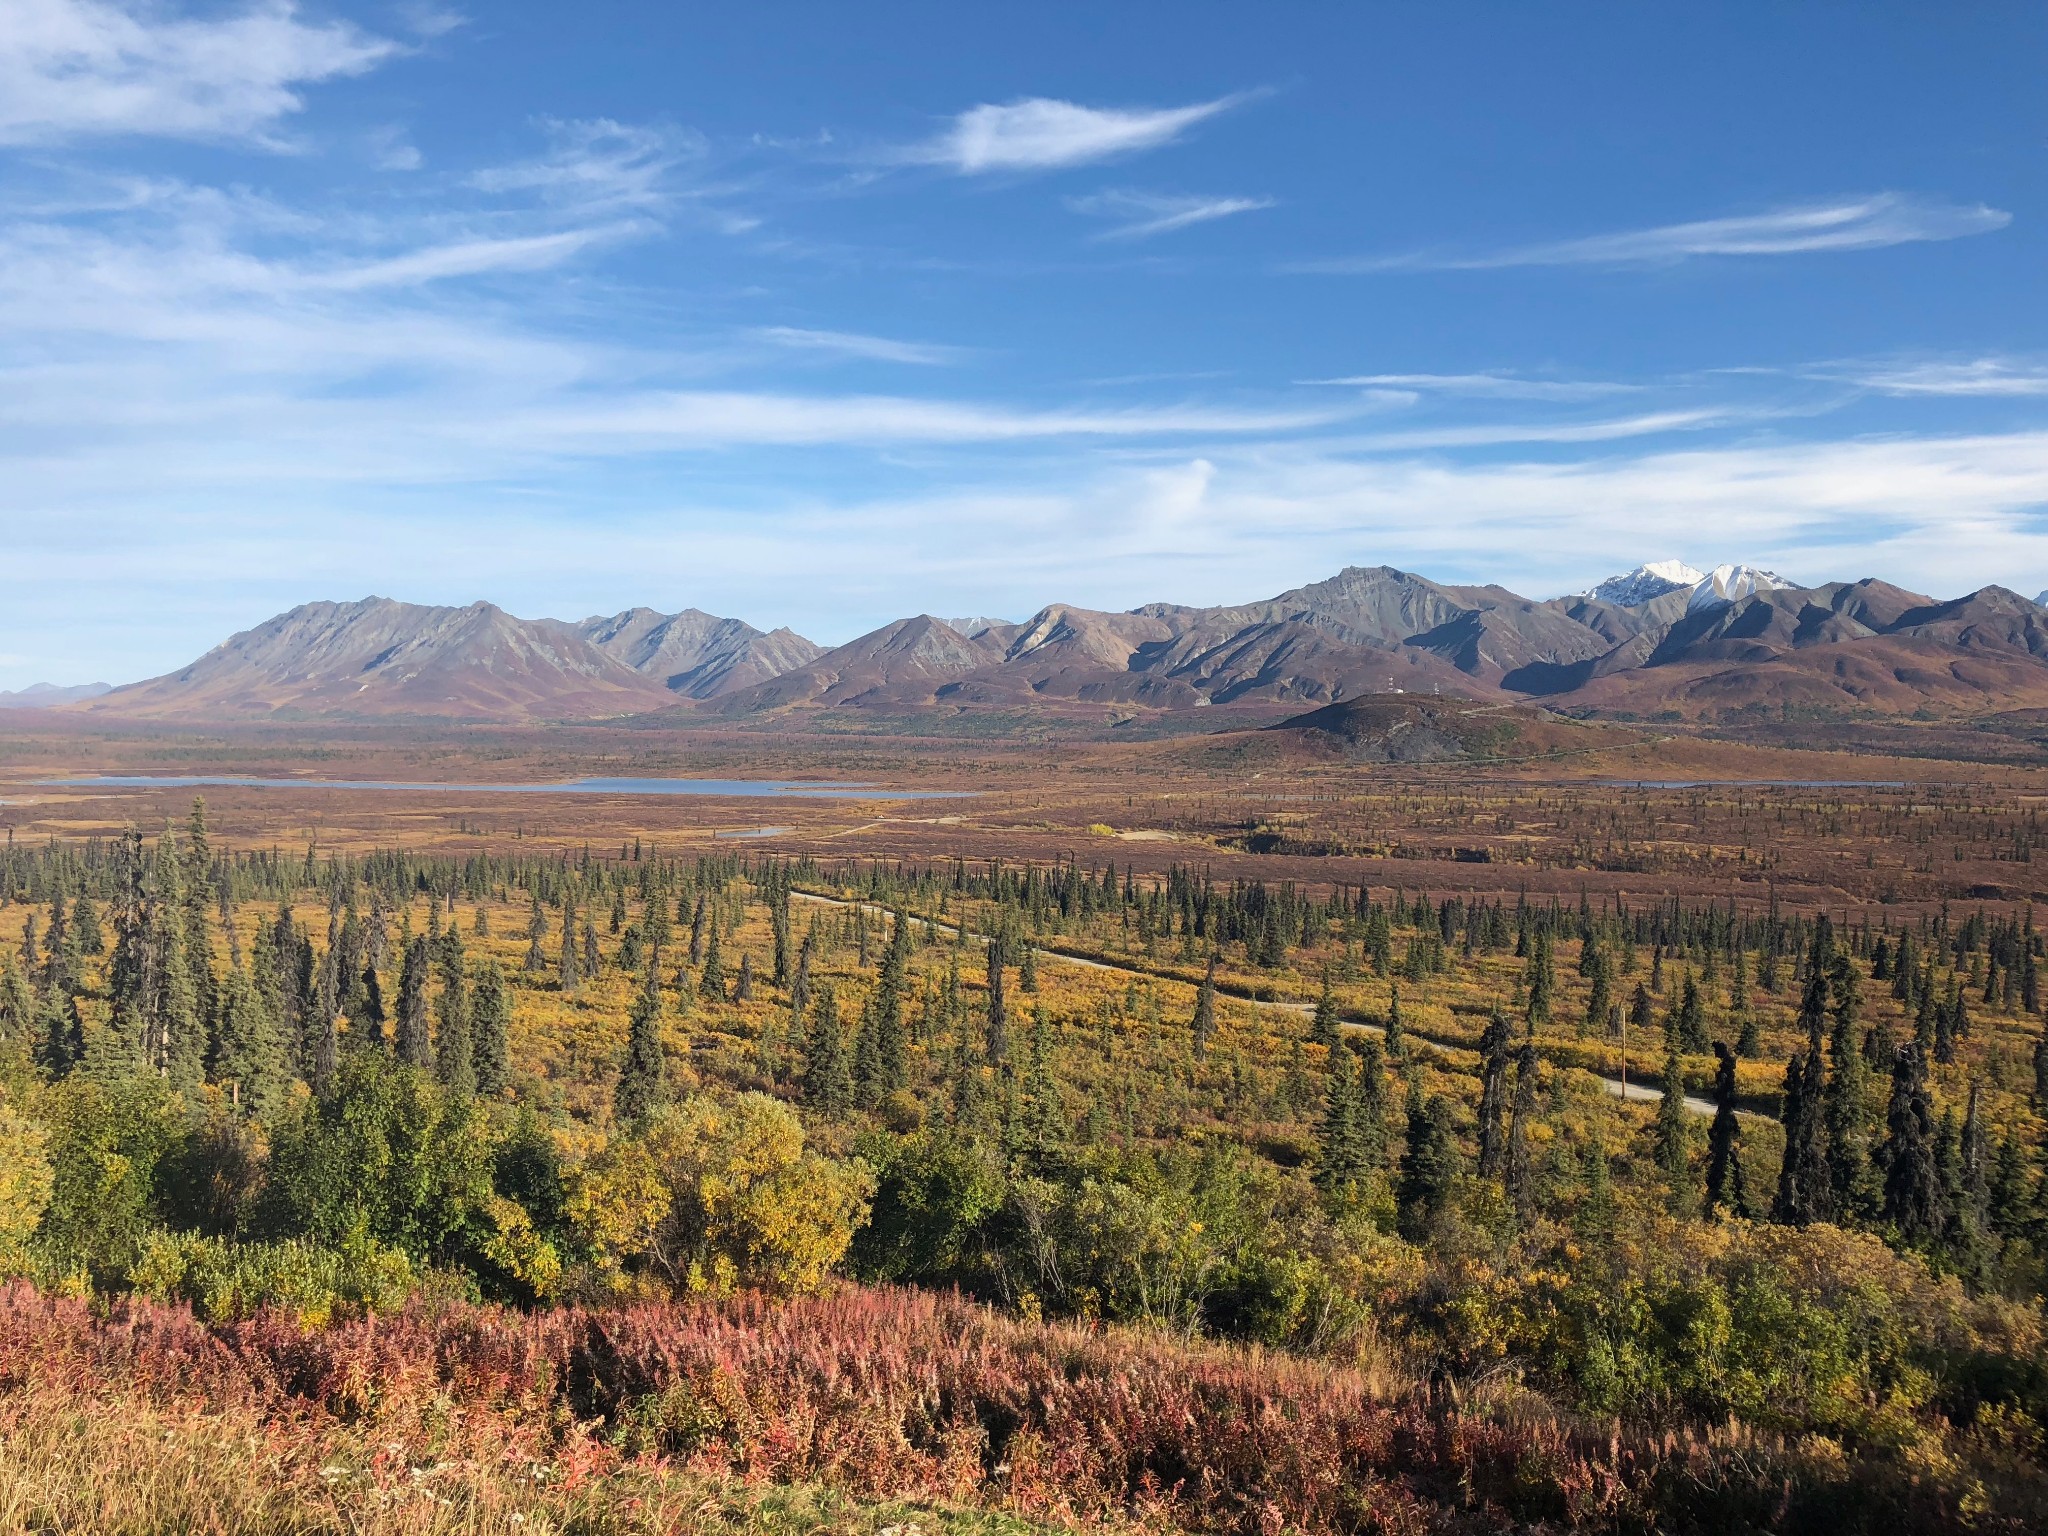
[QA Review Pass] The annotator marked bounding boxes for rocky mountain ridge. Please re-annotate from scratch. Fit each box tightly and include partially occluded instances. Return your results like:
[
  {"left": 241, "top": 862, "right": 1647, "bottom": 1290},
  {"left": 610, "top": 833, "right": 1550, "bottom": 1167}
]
[{"left": 70, "top": 565, "right": 2048, "bottom": 724}]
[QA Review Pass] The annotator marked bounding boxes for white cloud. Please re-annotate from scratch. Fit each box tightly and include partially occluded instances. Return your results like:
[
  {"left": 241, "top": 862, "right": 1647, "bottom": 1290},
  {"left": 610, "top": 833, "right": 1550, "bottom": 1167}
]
[
  {"left": 912, "top": 94, "right": 1245, "bottom": 174},
  {"left": 304, "top": 227, "right": 634, "bottom": 291},
  {"left": 15, "top": 427, "right": 2048, "bottom": 686},
  {"left": 1307, "top": 372, "right": 1637, "bottom": 401},
  {"left": 1295, "top": 194, "right": 2011, "bottom": 273},
  {"left": 0, "top": 0, "right": 394, "bottom": 146},
  {"left": 755, "top": 327, "right": 966, "bottom": 366},
  {"left": 1066, "top": 188, "right": 1273, "bottom": 241},
  {"left": 1828, "top": 358, "right": 2048, "bottom": 398},
  {"left": 497, "top": 392, "right": 1347, "bottom": 450},
  {"left": 469, "top": 118, "right": 700, "bottom": 213}
]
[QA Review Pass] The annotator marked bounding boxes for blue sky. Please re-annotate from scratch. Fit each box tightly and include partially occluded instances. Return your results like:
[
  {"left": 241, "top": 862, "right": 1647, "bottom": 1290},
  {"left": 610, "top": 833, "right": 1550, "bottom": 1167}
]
[{"left": 2, "top": 1, "right": 2046, "bottom": 687}]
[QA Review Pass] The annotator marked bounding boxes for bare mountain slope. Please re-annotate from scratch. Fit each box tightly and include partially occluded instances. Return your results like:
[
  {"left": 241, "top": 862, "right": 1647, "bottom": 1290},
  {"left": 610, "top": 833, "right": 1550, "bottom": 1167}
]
[
  {"left": 87, "top": 598, "right": 679, "bottom": 721},
  {"left": 572, "top": 607, "right": 823, "bottom": 699}
]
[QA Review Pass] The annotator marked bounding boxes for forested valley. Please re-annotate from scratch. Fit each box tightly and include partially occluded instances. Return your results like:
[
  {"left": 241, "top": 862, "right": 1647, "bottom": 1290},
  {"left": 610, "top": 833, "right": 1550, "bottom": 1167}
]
[{"left": 3, "top": 802, "right": 2047, "bottom": 1533}]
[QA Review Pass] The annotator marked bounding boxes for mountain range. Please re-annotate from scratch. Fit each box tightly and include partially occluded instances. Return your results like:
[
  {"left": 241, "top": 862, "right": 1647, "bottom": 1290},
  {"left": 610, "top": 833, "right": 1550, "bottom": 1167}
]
[{"left": 52, "top": 562, "right": 2048, "bottom": 727}]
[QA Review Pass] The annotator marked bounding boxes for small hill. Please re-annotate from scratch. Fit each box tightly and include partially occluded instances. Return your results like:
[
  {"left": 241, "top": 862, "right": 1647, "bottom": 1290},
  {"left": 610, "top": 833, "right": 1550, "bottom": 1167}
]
[{"left": 1264, "top": 694, "right": 1613, "bottom": 763}]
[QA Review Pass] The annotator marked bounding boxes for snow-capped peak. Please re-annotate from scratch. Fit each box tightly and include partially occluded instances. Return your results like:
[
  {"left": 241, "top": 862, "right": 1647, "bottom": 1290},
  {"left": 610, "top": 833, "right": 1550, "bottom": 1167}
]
[
  {"left": 1578, "top": 560, "right": 1704, "bottom": 607},
  {"left": 1687, "top": 563, "right": 1793, "bottom": 613}
]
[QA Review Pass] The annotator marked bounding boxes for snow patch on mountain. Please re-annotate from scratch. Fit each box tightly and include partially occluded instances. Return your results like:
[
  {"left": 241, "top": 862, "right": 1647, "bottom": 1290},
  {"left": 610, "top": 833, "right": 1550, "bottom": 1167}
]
[
  {"left": 1687, "top": 563, "right": 1794, "bottom": 613},
  {"left": 1577, "top": 560, "right": 1705, "bottom": 607}
]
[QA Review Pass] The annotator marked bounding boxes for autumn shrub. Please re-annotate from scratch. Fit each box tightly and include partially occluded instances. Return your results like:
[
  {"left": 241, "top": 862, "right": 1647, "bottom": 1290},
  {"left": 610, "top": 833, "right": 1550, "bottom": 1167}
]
[
  {"left": 127, "top": 1228, "right": 419, "bottom": 1325},
  {"left": 1421, "top": 1216, "right": 2048, "bottom": 1441},
  {"left": 0, "top": 1279, "right": 2042, "bottom": 1534}
]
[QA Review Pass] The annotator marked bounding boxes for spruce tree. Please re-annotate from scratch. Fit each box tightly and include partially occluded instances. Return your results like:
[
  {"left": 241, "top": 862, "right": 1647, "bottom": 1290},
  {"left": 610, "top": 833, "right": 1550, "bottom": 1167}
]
[
  {"left": 524, "top": 893, "right": 548, "bottom": 972},
  {"left": 1314, "top": 1037, "right": 1360, "bottom": 1195},
  {"left": 1475, "top": 1008, "right": 1514, "bottom": 1180},
  {"left": 1014, "top": 1002, "right": 1064, "bottom": 1164},
  {"left": 1881, "top": 1041, "right": 1945, "bottom": 1248},
  {"left": 698, "top": 921, "right": 726, "bottom": 1002},
  {"left": 1823, "top": 966, "right": 1876, "bottom": 1220},
  {"left": 1526, "top": 929, "right": 1555, "bottom": 1023},
  {"left": 435, "top": 930, "right": 475, "bottom": 1098},
  {"left": 873, "top": 913, "right": 909, "bottom": 1090},
  {"left": 1704, "top": 1041, "right": 1750, "bottom": 1217},
  {"left": 1310, "top": 972, "right": 1340, "bottom": 1047},
  {"left": 1353, "top": 1033, "right": 1389, "bottom": 1172},
  {"left": 208, "top": 968, "right": 283, "bottom": 1117},
  {"left": 1191, "top": 955, "right": 1217, "bottom": 1061},
  {"left": 470, "top": 959, "right": 510, "bottom": 1098},
  {"left": 1505, "top": 1035, "right": 1540, "bottom": 1218},
  {"left": 36, "top": 993, "right": 84, "bottom": 1078},
  {"left": 1396, "top": 1089, "right": 1461, "bottom": 1239},
  {"left": 1673, "top": 974, "right": 1709, "bottom": 1054},
  {"left": 614, "top": 967, "right": 668, "bottom": 1125},
  {"left": 1583, "top": 948, "right": 1613, "bottom": 1040},
  {"left": 1653, "top": 1034, "right": 1695, "bottom": 1215},
  {"left": 1773, "top": 970, "right": 1833, "bottom": 1225},
  {"left": 804, "top": 983, "right": 852, "bottom": 1111},
  {"left": 396, "top": 935, "right": 432, "bottom": 1068},
  {"left": 985, "top": 934, "right": 1009, "bottom": 1065},
  {"left": 558, "top": 899, "right": 581, "bottom": 993}
]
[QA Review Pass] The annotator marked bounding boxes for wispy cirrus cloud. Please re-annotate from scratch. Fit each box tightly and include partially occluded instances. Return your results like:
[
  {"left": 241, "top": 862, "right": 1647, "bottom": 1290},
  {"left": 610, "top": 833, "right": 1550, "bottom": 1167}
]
[
  {"left": 1067, "top": 188, "right": 1273, "bottom": 241},
  {"left": 1293, "top": 193, "right": 2011, "bottom": 273},
  {"left": 1305, "top": 371, "right": 1637, "bottom": 401},
  {"left": 1824, "top": 357, "right": 2048, "bottom": 397},
  {"left": 755, "top": 326, "right": 967, "bottom": 366},
  {"left": 0, "top": 0, "right": 395, "bottom": 147},
  {"left": 909, "top": 93, "right": 1249, "bottom": 174}
]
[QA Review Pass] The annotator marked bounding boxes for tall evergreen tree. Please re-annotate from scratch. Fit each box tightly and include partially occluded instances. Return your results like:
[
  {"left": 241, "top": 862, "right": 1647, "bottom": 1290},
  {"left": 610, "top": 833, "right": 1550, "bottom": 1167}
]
[
  {"left": 524, "top": 893, "right": 548, "bottom": 972},
  {"left": 1582, "top": 947, "right": 1613, "bottom": 1040},
  {"left": 1526, "top": 929, "right": 1555, "bottom": 1023},
  {"left": 395, "top": 934, "right": 433, "bottom": 1069},
  {"left": 435, "top": 929, "right": 474, "bottom": 1098},
  {"left": 1704, "top": 1041, "right": 1751, "bottom": 1217},
  {"left": 1310, "top": 972, "right": 1340, "bottom": 1047},
  {"left": 1191, "top": 954, "right": 1218, "bottom": 1061},
  {"left": 985, "top": 932, "right": 1010, "bottom": 1065},
  {"left": 470, "top": 959, "right": 510, "bottom": 1098},
  {"left": 1396, "top": 1089, "right": 1462, "bottom": 1239},
  {"left": 873, "top": 913, "right": 910, "bottom": 1090},
  {"left": 804, "top": 983, "right": 852, "bottom": 1111},
  {"left": 1504, "top": 1034, "right": 1541, "bottom": 1219},
  {"left": 1653, "top": 1033, "right": 1696, "bottom": 1215},
  {"left": 1313, "top": 1037, "right": 1360, "bottom": 1196},
  {"left": 614, "top": 967, "right": 667, "bottom": 1125},
  {"left": 698, "top": 921, "right": 726, "bottom": 1002},
  {"left": 207, "top": 968, "right": 284, "bottom": 1117},
  {"left": 1773, "top": 969, "right": 1833, "bottom": 1225},
  {"left": 1823, "top": 959, "right": 1877, "bottom": 1219},
  {"left": 1475, "top": 1008, "right": 1514, "bottom": 1180},
  {"left": 558, "top": 898, "right": 581, "bottom": 993},
  {"left": 1881, "top": 1042, "right": 1945, "bottom": 1248}
]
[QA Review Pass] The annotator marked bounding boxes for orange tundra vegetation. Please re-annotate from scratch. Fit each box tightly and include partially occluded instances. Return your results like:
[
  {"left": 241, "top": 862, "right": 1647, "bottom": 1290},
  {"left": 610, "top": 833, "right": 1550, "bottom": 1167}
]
[{"left": 0, "top": 788, "right": 2046, "bottom": 1532}]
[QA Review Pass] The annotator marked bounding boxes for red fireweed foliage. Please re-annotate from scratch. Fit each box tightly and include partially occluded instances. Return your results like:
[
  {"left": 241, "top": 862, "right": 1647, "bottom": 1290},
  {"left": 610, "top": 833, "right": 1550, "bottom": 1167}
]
[{"left": 0, "top": 1280, "right": 2040, "bottom": 1535}]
